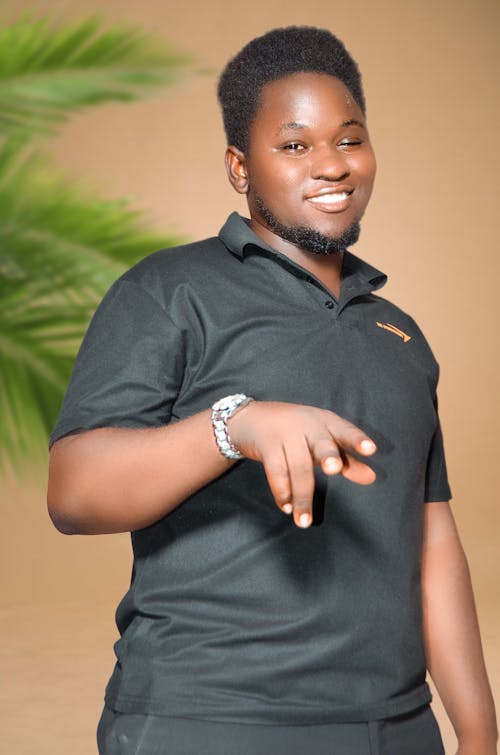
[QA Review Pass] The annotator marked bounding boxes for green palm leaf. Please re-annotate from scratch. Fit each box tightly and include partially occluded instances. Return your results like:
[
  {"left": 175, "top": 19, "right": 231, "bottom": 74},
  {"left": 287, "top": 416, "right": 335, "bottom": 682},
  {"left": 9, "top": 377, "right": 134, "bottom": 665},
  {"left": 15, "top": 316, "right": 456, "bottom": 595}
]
[
  {"left": 0, "top": 143, "right": 182, "bottom": 475},
  {"left": 0, "top": 13, "right": 193, "bottom": 135},
  {"left": 0, "top": 14, "right": 193, "bottom": 476}
]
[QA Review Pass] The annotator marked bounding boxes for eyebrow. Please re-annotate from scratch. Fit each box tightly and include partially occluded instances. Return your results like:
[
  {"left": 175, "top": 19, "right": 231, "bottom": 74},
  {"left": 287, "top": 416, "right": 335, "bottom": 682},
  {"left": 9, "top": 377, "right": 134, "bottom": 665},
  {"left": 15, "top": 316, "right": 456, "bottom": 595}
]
[
  {"left": 341, "top": 118, "right": 366, "bottom": 129},
  {"left": 277, "top": 121, "right": 307, "bottom": 134},
  {"left": 277, "top": 118, "right": 366, "bottom": 134}
]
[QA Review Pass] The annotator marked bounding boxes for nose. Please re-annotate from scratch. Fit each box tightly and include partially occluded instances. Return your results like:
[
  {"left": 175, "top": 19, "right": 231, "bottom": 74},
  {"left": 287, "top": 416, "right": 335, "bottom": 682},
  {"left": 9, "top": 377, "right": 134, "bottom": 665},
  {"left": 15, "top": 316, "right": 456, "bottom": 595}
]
[{"left": 310, "top": 145, "right": 350, "bottom": 182}]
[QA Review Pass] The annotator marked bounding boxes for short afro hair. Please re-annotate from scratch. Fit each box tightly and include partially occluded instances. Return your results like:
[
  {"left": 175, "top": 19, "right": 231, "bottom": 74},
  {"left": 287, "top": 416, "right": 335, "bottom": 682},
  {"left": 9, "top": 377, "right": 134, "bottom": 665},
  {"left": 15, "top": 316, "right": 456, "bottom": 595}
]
[{"left": 217, "top": 26, "right": 365, "bottom": 152}]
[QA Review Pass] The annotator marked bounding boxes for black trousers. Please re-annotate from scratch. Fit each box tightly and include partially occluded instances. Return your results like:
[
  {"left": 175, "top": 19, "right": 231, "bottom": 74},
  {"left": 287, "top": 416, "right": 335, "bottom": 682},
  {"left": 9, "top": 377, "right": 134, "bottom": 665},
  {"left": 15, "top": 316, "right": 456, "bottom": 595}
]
[{"left": 97, "top": 703, "right": 446, "bottom": 755}]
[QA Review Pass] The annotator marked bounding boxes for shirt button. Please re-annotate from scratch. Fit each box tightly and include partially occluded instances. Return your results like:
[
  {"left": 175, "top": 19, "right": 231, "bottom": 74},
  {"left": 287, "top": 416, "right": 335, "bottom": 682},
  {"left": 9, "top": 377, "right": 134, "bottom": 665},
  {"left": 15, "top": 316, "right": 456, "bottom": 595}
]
[{"left": 325, "top": 300, "right": 335, "bottom": 309}]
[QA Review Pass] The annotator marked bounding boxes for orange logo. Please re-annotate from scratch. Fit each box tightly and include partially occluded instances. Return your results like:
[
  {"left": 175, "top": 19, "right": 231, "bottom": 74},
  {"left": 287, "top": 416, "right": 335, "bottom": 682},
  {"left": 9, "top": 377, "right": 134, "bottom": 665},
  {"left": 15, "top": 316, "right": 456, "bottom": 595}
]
[{"left": 376, "top": 321, "right": 411, "bottom": 343}]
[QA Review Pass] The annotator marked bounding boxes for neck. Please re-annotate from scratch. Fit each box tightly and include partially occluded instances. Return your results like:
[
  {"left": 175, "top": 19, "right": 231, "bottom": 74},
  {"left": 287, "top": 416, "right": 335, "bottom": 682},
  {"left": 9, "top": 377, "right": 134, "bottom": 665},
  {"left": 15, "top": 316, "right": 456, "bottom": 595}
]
[{"left": 249, "top": 217, "right": 344, "bottom": 299}]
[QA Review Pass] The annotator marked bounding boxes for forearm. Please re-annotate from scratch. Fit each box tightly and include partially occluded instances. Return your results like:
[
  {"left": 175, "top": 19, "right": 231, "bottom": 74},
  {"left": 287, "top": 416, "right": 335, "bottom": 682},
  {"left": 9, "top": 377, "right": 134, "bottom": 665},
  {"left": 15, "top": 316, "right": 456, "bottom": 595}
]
[
  {"left": 47, "top": 409, "right": 235, "bottom": 535},
  {"left": 421, "top": 503, "right": 498, "bottom": 749},
  {"left": 47, "top": 397, "right": 378, "bottom": 535}
]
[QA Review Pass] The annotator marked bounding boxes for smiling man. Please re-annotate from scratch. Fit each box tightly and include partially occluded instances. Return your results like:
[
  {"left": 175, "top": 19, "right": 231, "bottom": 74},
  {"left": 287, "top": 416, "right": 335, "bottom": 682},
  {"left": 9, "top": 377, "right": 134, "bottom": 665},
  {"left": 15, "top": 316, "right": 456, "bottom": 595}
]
[
  {"left": 47, "top": 27, "right": 497, "bottom": 755},
  {"left": 225, "top": 70, "right": 376, "bottom": 301}
]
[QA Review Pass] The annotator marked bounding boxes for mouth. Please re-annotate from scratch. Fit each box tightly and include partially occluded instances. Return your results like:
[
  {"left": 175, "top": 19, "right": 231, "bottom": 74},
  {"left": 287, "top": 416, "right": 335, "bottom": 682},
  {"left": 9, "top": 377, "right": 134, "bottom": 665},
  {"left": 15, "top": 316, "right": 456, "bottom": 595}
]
[{"left": 305, "top": 187, "right": 354, "bottom": 213}]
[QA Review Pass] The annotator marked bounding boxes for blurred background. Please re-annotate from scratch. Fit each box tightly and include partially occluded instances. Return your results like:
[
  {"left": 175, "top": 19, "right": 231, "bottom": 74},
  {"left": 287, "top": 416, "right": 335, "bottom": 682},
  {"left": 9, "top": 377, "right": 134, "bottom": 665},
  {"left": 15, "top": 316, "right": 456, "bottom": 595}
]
[{"left": 1, "top": 1, "right": 498, "bottom": 752}]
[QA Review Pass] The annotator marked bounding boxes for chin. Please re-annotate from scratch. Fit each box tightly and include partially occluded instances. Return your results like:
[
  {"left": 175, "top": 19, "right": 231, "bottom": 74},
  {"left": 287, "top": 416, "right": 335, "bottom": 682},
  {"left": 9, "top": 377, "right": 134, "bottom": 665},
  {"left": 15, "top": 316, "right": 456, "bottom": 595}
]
[
  {"left": 279, "top": 218, "right": 361, "bottom": 256},
  {"left": 254, "top": 193, "right": 363, "bottom": 255}
]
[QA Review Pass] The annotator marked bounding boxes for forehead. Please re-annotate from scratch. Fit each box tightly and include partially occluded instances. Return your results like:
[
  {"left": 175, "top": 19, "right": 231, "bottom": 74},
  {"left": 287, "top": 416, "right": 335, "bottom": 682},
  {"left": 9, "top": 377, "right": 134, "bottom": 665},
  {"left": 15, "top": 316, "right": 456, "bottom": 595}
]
[{"left": 251, "top": 72, "right": 363, "bottom": 134}]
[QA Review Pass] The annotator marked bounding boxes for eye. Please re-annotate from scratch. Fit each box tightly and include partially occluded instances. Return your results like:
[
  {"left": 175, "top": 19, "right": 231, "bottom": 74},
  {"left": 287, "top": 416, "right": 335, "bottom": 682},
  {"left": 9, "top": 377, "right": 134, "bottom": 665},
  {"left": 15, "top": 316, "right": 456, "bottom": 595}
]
[
  {"left": 282, "top": 142, "right": 306, "bottom": 152},
  {"left": 338, "top": 138, "right": 363, "bottom": 149}
]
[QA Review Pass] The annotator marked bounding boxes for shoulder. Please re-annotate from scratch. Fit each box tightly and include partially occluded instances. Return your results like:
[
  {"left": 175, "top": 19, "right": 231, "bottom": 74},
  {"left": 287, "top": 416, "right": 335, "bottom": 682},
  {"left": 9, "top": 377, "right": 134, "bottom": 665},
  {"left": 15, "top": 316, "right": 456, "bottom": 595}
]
[
  {"left": 124, "top": 236, "right": 226, "bottom": 286},
  {"left": 109, "top": 235, "right": 236, "bottom": 315}
]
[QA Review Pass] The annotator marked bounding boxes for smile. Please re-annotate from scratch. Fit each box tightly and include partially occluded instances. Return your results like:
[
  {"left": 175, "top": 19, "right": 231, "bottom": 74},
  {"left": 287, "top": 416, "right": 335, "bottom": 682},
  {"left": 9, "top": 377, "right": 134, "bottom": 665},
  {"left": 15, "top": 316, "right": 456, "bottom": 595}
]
[
  {"left": 307, "top": 191, "right": 351, "bottom": 204},
  {"left": 305, "top": 189, "right": 354, "bottom": 212}
]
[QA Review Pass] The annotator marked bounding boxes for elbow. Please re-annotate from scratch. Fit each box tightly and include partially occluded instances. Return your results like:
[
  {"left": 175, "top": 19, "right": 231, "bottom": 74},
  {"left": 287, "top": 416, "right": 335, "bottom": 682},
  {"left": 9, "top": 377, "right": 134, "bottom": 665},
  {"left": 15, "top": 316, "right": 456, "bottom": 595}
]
[
  {"left": 47, "top": 482, "right": 88, "bottom": 535},
  {"left": 47, "top": 495, "right": 105, "bottom": 535},
  {"left": 47, "top": 501, "right": 80, "bottom": 535},
  {"left": 47, "top": 470, "right": 93, "bottom": 535},
  {"left": 47, "top": 445, "right": 91, "bottom": 535}
]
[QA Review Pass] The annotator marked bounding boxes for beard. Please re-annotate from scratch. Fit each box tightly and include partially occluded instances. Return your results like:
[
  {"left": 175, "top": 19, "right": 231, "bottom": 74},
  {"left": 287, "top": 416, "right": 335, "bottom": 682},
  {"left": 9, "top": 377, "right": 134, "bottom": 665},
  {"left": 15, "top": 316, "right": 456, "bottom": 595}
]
[{"left": 253, "top": 192, "right": 361, "bottom": 256}]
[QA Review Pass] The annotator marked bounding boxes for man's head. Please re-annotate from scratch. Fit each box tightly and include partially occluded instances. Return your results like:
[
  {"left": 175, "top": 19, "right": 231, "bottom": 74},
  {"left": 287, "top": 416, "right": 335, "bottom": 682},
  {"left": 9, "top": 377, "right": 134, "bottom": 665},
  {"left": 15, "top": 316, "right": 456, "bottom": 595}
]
[
  {"left": 218, "top": 26, "right": 366, "bottom": 154},
  {"left": 218, "top": 27, "right": 375, "bottom": 257}
]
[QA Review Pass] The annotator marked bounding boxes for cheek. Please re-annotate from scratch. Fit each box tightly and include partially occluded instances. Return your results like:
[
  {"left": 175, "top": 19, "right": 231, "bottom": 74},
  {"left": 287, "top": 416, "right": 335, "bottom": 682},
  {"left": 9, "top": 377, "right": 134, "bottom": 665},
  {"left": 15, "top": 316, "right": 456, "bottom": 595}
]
[
  {"left": 359, "top": 150, "right": 377, "bottom": 183},
  {"left": 249, "top": 161, "right": 304, "bottom": 201},
  {"left": 349, "top": 152, "right": 376, "bottom": 200}
]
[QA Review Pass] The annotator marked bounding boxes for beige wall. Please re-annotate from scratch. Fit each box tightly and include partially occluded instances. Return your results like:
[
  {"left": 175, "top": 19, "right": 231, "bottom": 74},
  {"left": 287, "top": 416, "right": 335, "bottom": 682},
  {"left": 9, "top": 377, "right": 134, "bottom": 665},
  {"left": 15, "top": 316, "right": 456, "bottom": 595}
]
[
  {"left": 2, "top": 0, "right": 498, "bottom": 602},
  {"left": 1, "top": 1, "right": 498, "bottom": 750}
]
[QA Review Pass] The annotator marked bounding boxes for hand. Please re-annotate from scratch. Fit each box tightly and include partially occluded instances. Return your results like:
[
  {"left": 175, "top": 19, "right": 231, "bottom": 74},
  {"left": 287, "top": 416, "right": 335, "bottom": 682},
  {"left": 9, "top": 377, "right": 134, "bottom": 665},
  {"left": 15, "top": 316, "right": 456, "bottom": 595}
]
[{"left": 227, "top": 400, "right": 377, "bottom": 528}]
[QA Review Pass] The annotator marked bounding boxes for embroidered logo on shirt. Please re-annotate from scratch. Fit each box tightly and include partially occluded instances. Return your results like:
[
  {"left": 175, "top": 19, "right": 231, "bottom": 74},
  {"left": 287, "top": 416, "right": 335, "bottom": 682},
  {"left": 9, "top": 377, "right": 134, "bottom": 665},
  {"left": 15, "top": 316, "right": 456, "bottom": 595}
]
[{"left": 376, "top": 322, "right": 411, "bottom": 343}]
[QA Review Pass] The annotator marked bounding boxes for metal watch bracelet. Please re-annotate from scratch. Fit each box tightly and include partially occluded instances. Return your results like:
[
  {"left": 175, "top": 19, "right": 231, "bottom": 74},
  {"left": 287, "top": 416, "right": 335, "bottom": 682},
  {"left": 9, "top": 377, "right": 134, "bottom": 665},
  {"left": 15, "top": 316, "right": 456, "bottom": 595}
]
[{"left": 211, "top": 394, "right": 254, "bottom": 460}]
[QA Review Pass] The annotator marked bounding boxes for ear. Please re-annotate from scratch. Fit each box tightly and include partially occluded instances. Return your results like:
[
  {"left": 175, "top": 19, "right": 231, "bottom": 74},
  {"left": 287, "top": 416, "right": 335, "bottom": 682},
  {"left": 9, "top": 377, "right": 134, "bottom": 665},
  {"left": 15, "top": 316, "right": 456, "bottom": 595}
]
[{"left": 224, "top": 146, "right": 249, "bottom": 194}]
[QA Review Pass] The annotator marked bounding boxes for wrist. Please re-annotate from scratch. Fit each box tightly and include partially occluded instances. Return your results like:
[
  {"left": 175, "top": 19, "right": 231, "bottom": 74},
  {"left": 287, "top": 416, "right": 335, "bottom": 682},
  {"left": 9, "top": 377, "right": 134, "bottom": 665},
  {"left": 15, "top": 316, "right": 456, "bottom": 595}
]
[{"left": 211, "top": 394, "right": 255, "bottom": 460}]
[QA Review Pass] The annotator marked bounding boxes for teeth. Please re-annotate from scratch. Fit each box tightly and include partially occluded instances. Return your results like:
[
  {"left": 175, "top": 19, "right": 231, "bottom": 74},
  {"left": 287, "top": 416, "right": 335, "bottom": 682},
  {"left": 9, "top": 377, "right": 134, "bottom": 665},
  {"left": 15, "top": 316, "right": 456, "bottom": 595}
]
[{"left": 308, "top": 192, "right": 350, "bottom": 204}]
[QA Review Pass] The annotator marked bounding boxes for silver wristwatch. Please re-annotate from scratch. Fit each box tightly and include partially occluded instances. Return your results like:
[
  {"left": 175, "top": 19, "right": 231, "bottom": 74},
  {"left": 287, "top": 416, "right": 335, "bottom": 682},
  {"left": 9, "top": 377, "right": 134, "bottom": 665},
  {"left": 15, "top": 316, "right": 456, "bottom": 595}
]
[{"left": 211, "top": 393, "right": 254, "bottom": 460}]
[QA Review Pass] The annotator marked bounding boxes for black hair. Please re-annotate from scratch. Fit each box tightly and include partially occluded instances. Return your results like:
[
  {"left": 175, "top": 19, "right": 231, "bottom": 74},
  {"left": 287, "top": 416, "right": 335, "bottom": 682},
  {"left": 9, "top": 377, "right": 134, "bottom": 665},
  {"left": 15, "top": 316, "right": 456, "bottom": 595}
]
[{"left": 217, "top": 26, "right": 365, "bottom": 152}]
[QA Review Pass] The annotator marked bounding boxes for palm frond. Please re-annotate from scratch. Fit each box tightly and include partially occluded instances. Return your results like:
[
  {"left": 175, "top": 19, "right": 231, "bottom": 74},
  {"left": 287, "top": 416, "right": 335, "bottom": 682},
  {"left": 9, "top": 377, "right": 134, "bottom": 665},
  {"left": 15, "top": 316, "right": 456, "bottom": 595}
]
[
  {"left": 0, "top": 138, "right": 183, "bottom": 473},
  {"left": 0, "top": 14, "right": 193, "bottom": 135}
]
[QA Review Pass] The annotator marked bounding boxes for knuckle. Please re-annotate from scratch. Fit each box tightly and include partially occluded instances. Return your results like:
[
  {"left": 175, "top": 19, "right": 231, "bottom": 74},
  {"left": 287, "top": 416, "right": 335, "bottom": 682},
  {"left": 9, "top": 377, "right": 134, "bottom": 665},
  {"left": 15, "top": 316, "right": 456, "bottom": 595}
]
[
  {"left": 293, "top": 460, "right": 313, "bottom": 477},
  {"left": 273, "top": 484, "right": 291, "bottom": 503},
  {"left": 325, "top": 407, "right": 342, "bottom": 422},
  {"left": 264, "top": 460, "right": 291, "bottom": 503},
  {"left": 291, "top": 479, "right": 314, "bottom": 504},
  {"left": 341, "top": 421, "right": 359, "bottom": 435},
  {"left": 313, "top": 440, "right": 339, "bottom": 458},
  {"left": 319, "top": 449, "right": 340, "bottom": 461},
  {"left": 266, "top": 462, "right": 288, "bottom": 481}
]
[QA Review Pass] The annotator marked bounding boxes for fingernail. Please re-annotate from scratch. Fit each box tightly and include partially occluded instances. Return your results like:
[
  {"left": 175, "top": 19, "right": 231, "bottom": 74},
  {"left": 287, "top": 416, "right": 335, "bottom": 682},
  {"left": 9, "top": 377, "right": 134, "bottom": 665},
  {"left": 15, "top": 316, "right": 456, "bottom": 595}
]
[
  {"left": 360, "top": 439, "right": 376, "bottom": 454},
  {"left": 283, "top": 503, "right": 293, "bottom": 514},
  {"left": 298, "top": 513, "right": 311, "bottom": 528},
  {"left": 324, "top": 457, "right": 341, "bottom": 473}
]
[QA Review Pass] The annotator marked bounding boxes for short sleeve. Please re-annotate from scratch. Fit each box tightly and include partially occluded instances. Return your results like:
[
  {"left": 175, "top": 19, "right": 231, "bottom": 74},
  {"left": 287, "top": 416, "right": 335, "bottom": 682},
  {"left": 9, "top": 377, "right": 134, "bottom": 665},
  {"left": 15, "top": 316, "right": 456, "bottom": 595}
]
[
  {"left": 424, "top": 396, "right": 452, "bottom": 503},
  {"left": 49, "top": 278, "right": 185, "bottom": 448}
]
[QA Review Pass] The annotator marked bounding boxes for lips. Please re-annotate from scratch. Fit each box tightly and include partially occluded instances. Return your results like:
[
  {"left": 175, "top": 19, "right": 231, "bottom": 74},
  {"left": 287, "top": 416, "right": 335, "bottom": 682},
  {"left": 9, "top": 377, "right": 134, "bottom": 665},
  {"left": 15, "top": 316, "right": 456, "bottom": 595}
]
[
  {"left": 305, "top": 186, "right": 354, "bottom": 213},
  {"left": 308, "top": 191, "right": 351, "bottom": 204}
]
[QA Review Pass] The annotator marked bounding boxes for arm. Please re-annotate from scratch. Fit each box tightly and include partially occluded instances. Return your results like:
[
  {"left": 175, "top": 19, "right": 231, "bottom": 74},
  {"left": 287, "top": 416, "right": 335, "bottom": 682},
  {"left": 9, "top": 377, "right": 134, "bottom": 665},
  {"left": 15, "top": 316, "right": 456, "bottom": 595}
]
[
  {"left": 47, "top": 401, "right": 377, "bottom": 535},
  {"left": 48, "top": 408, "right": 233, "bottom": 535},
  {"left": 421, "top": 501, "right": 498, "bottom": 754}
]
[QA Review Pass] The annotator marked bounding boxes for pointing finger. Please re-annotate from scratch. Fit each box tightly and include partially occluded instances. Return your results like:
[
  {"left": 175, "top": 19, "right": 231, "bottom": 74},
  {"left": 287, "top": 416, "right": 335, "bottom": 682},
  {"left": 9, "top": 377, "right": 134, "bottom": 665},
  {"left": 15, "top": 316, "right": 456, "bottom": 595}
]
[{"left": 326, "top": 416, "right": 377, "bottom": 457}]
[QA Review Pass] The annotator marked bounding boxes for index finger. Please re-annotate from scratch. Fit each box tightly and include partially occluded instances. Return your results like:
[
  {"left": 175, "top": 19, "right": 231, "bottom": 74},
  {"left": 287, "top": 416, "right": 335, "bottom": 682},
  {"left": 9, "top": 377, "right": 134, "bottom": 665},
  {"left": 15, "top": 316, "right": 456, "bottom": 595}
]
[{"left": 326, "top": 416, "right": 376, "bottom": 456}]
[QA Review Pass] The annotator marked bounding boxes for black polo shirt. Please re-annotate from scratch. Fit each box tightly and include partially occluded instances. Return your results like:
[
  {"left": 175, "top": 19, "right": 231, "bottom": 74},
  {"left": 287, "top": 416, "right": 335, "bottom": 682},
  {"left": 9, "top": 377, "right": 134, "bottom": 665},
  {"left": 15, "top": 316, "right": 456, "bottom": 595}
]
[{"left": 50, "top": 212, "right": 451, "bottom": 724}]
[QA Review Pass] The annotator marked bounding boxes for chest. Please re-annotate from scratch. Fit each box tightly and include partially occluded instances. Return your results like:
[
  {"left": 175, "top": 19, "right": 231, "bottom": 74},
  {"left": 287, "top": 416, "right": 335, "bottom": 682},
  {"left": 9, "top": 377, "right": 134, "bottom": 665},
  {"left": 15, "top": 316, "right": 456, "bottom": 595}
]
[{"left": 175, "top": 295, "right": 437, "bottom": 454}]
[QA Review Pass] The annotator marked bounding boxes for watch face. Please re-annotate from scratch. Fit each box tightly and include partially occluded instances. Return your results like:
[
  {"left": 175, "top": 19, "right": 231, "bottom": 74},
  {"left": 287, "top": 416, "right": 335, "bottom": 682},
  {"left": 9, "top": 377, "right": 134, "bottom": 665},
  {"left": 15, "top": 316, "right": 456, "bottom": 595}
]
[{"left": 213, "top": 394, "right": 248, "bottom": 412}]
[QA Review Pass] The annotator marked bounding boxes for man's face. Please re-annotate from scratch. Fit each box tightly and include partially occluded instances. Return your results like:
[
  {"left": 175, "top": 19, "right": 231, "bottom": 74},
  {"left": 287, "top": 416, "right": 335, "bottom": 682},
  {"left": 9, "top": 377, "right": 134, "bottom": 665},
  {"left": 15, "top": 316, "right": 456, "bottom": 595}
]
[{"left": 227, "top": 72, "right": 376, "bottom": 255}]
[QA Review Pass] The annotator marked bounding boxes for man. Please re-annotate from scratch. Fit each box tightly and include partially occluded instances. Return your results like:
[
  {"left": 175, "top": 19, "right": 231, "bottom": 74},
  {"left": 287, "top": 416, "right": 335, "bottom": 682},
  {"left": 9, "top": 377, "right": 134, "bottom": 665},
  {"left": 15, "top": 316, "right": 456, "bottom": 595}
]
[{"left": 47, "top": 26, "right": 497, "bottom": 755}]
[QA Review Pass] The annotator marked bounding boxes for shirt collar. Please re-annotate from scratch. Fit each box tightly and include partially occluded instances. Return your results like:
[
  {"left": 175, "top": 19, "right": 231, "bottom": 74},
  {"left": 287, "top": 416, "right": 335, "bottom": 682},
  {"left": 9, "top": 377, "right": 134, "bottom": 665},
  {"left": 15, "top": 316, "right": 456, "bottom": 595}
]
[
  {"left": 219, "top": 211, "right": 277, "bottom": 258},
  {"left": 218, "top": 211, "right": 387, "bottom": 296}
]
